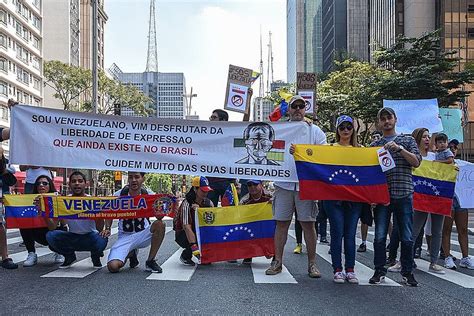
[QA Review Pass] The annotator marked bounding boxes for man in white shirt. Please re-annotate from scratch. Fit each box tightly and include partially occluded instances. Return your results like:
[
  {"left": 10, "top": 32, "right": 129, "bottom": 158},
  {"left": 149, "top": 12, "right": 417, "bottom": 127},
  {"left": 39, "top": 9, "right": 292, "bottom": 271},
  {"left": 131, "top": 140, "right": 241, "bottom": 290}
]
[{"left": 265, "top": 95, "right": 327, "bottom": 278}]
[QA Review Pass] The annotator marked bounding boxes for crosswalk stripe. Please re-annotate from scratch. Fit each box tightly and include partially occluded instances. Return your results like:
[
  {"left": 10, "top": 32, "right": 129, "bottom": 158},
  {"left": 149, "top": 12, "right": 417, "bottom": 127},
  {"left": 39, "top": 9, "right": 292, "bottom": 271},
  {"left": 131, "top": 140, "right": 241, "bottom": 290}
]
[
  {"left": 7, "top": 236, "right": 23, "bottom": 245},
  {"left": 146, "top": 249, "right": 197, "bottom": 281},
  {"left": 356, "top": 237, "right": 474, "bottom": 288},
  {"left": 288, "top": 231, "right": 400, "bottom": 286},
  {"left": 41, "top": 249, "right": 111, "bottom": 278},
  {"left": 251, "top": 256, "right": 298, "bottom": 284}
]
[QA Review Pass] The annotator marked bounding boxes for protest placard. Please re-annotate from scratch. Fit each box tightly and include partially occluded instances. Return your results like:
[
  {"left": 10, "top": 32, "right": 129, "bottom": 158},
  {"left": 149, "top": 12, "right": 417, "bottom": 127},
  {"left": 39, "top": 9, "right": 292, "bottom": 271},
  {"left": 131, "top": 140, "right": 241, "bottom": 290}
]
[
  {"left": 224, "top": 65, "right": 253, "bottom": 113},
  {"left": 383, "top": 99, "right": 443, "bottom": 134},
  {"left": 440, "top": 108, "right": 463, "bottom": 142},
  {"left": 455, "top": 160, "right": 474, "bottom": 209},
  {"left": 297, "top": 72, "right": 317, "bottom": 115}
]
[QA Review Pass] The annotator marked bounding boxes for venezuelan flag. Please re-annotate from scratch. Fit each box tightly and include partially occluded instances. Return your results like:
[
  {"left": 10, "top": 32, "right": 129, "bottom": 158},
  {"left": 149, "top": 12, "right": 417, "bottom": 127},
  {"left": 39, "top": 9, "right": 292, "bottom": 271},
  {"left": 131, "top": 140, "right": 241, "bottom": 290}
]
[
  {"left": 294, "top": 145, "right": 390, "bottom": 204},
  {"left": 413, "top": 160, "right": 458, "bottom": 216},
  {"left": 221, "top": 183, "right": 239, "bottom": 207},
  {"left": 4, "top": 194, "right": 48, "bottom": 229},
  {"left": 196, "top": 203, "right": 275, "bottom": 264}
]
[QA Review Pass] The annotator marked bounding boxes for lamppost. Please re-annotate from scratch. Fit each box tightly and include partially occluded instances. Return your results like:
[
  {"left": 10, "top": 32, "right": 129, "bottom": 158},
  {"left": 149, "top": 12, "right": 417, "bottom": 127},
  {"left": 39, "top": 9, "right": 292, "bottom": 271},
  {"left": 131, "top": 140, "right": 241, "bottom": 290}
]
[{"left": 182, "top": 86, "right": 197, "bottom": 117}]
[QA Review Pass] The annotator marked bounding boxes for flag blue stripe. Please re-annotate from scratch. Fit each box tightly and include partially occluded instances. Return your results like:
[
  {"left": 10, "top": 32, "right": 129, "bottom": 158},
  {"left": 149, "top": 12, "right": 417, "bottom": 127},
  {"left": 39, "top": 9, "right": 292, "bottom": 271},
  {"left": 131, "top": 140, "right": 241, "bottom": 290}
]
[
  {"left": 413, "top": 175, "right": 455, "bottom": 199},
  {"left": 5, "top": 205, "right": 39, "bottom": 218},
  {"left": 295, "top": 161, "right": 386, "bottom": 186},
  {"left": 200, "top": 220, "right": 275, "bottom": 244}
]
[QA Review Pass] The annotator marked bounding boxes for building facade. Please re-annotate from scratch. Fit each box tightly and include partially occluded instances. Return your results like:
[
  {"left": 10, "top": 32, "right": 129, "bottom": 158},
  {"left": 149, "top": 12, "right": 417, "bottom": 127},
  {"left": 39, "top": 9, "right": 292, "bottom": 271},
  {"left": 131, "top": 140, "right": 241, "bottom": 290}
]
[
  {"left": 0, "top": 0, "right": 43, "bottom": 156},
  {"left": 253, "top": 97, "right": 274, "bottom": 122}
]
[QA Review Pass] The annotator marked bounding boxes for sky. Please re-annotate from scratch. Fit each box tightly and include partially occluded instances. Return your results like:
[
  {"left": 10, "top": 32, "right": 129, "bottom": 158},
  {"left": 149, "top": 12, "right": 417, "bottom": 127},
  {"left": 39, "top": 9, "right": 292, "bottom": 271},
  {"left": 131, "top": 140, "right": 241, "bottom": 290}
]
[{"left": 104, "top": 0, "right": 286, "bottom": 120}]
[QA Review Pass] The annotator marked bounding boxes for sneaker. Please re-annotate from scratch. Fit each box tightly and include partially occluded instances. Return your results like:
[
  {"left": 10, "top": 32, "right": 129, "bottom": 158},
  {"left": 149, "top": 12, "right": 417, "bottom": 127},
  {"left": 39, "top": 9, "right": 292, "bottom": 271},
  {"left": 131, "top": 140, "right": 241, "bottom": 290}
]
[
  {"left": 357, "top": 243, "right": 366, "bottom": 252},
  {"left": 401, "top": 272, "right": 418, "bottom": 287},
  {"left": 23, "top": 252, "right": 38, "bottom": 267},
  {"left": 444, "top": 256, "right": 457, "bottom": 270},
  {"left": 91, "top": 255, "right": 102, "bottom": 268},
  {"left": 369, "top": 270, "right": 385, "bottom": 284},
  {"left": 387, "top": 261, "right": 401, "bottom": 273},
  {"left": 293, "top": 243, "right": 303, "bottom": 254},
  {"left": 59, "top": 254, "right": 76, "bottom": 269},
  {"left": 319, "top": 237, "right": 329, "bottom": 244},
  {"left": 265, "top": 260, "right": 282, "bottom": 275},
  {"left": 346, "top": 271, "right": 359, "bottom": 284},
  {"left": 1, "top": 258, "right": 18, "bottom": 269},
  {"left": 53, "top": 253, "right": 65, "bottom": 264},
  {"left": 429, "top": 263, "right": 445, "bottom": 274},
  {"left": 459, "top": 257, "right": 474, "bottom": 270},
  {"left": 242, "top": 258, "right": 252, "bottom": 265},
  {"left": 179, "top": 255, "right": 195, "bottom": 266},
  {"left": 414, "top": 248, "right": 421, "bottom": 259},
  {"left": 129, "top": 250, "right": 139, "bottom": 269},
  {"left": 386, "top": 258, "right": 397, "bottom": 267},
  {"left": 425, "top": 249, "right": 431, "bottom": 257},
  {"left": 333, "top": 271, "right": 345, "bottom": 283},
  {"left": 308, "top": 263, "right": 321, "bottom": 278},
  {"left": 145, "top": 259, "right": 162, "bottom": 273}
]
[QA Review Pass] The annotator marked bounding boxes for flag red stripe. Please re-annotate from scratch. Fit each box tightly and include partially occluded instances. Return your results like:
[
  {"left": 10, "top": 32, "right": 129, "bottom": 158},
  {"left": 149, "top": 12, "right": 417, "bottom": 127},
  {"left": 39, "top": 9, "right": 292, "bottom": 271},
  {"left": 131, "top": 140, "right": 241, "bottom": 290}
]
[
  {"left": 6, "top": 217, "right": 48, "bottom": 229},
  {"left": 201, "top": 238, "right": 274, "bottom": 264},
  {"left": 299, "top": 180, "right": 390, "bottom": 204},
  {"left": 413, "top": 192, "right": 452, "bottom": 216},
  {"left": 272, "top": 140, "right": 285, "bottom": 149}
]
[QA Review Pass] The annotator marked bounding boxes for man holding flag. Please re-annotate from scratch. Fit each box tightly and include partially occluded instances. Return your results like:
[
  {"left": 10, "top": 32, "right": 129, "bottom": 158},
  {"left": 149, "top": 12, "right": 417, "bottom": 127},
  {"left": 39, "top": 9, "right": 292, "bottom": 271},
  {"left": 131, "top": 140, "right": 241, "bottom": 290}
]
[
  {"left": 265, "top": 95, "right": 327, "bottom": 278},
  {"left": 370, "top": 107, "right": 422, "bottom": 286}
]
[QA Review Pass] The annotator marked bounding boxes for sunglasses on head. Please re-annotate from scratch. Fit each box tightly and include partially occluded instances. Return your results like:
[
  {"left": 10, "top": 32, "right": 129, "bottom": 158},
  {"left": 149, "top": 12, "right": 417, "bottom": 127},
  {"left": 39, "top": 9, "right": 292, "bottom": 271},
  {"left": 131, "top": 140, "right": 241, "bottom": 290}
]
[
  {"left": 36, "top": 181, "right": 49, "bottom": 186},
  {"left": 290, "top": 103, "right": 306, "bottom": 110},
  {"left": 338, "top": 124, "right": 353, "bottom": 131}
]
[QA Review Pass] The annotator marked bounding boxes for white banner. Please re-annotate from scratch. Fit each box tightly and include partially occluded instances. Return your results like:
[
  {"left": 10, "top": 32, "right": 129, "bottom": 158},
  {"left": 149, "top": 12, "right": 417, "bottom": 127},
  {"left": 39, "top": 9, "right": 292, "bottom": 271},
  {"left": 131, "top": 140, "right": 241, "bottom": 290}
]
[
  {"left": 455, "top": 159, "right": 474, "bottom": 209},
  {"left": 299, "top": 90, "right": 314, "bottom": 114},
  {"left": 10, "top": 105, "right": 312, "bottom": 182},
  {"left": 383, "top": 99, "right": 443, "bottom": 134}
]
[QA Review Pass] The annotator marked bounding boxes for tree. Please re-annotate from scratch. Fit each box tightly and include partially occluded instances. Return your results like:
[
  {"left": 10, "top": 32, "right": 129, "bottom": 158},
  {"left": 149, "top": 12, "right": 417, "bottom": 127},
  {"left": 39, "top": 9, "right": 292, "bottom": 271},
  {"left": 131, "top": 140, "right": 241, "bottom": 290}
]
[
  {"left": 144, "top": 174, "right": 172, "bottom": 194},
  {"left": 44, "top": 60, "right": 91, "bottom": 111},
  {"left": 373, "top": 30, "right": 474, "bottom": 107}
]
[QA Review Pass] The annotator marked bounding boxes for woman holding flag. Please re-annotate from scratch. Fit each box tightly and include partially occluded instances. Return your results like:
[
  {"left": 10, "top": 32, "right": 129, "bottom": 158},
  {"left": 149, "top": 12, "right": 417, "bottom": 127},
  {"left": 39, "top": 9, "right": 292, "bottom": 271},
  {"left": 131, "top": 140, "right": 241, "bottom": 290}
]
[{"left": 322, "top": 115, "right": 362, "bottom": 284}]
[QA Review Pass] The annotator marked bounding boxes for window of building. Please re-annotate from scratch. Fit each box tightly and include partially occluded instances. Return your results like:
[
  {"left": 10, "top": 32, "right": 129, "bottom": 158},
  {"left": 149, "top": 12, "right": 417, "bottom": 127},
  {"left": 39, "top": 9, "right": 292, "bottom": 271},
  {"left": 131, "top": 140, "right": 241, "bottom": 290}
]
[
  {"left": 33, "top": 98, "right": 40, "bottom": 106},
  {"left": 0, "top": 81, "right": 8, "bottom": 97},
  {"left": 22, "top": 26, "right": 28, "bottom": 41},
  {"left": 0, "top": 10, "right": 6, "bottom": 25},
  {"left": 32, "top": 56, "right": 39, "bottom": 69},
  {"left": 32, "top": 15, "right": 40, "bottom": 30},
  {"left": 0, "top": 34, "right": 6, "bottom": 48},
  {"left": 468, "top": 28, "right": 474, "bottom": 38},
  {"left": 0, "top": 58, "right": 7, "bottom": 73},
  {"left": 469, "top": 5, "right": 474, "bottom": 13},
  {"left": 33, "top": 77, "right": 40, "bottom": 90},
  {"left": 0, "top": 106, "right": 8, "bottom": 120},
  {"left": 33, "top": 36, "right": 40, "bottom": 49},
  {"left": 33, "top": 0, "right": 41, "bottom": 10}
]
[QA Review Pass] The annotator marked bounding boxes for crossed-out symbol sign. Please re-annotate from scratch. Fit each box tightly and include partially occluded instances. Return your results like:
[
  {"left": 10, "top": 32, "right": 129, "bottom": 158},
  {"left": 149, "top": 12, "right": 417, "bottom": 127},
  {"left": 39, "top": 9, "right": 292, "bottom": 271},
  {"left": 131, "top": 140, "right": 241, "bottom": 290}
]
[
  {"left": 382, "top": 156, "right": 392, "bottom": 167},
  {"left": 305, "top": 100, "right": 311, "bottom": 111},
  {"left": 231, "top": 95, "right": 244, "bottom": 107}
]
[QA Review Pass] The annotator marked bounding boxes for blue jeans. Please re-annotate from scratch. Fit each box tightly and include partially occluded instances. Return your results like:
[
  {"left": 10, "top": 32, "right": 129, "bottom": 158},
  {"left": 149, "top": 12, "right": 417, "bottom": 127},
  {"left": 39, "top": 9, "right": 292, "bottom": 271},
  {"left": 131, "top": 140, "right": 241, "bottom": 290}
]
[
  {"left": 46, "top": 230, "right": 108, "bottom": 258},
  {"left": 324, "top": 201, "right": 362, "bottom": 272},
  {"left": 374, "top": 195, "right": 414, "bottom": 274}
]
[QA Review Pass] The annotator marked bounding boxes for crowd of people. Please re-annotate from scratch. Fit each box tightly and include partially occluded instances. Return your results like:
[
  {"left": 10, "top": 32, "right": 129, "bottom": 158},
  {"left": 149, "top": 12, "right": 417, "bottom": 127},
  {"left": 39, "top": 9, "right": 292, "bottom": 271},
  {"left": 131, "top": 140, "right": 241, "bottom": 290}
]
[{"left": 0, "top": 96, "right": 472, "bottom": 288}]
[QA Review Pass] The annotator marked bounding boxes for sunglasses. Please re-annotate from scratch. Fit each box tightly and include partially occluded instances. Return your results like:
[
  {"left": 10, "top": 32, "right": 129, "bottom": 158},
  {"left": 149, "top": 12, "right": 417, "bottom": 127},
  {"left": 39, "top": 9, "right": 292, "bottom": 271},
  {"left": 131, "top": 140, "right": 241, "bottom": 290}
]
[
  {"left": 290, "top": 103, "right": 306, "bottom": 110},
  {"left": 338, "top": 124, "right": 353, "bottom": 131},
  {"left": 247, "top": 182, "right": 260, "bottom": 187},
  {"left": 36, "top": 181, "right": 49, "bottom": 186}
]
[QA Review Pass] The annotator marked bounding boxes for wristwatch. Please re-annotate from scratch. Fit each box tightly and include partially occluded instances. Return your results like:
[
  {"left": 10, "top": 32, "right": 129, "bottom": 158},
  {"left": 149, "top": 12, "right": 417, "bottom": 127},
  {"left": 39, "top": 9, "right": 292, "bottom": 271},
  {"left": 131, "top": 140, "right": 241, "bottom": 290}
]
[{"left": 396, "top": 145, "right": 404, "bottom": 153}]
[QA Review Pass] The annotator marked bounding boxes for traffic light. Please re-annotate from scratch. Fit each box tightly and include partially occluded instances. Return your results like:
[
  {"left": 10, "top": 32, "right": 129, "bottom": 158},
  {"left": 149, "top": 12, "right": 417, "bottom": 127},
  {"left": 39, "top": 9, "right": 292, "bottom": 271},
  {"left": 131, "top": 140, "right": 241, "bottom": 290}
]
[{"left": 114, "top": 171, "right": 122, "bottom": 191}]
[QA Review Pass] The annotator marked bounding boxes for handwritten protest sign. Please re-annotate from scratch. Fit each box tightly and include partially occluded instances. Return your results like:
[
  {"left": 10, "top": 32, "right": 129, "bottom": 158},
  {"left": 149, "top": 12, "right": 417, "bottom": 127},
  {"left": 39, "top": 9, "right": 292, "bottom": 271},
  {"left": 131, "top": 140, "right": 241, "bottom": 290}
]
[
  {"left": 440, "top": 108, "right": 463, "bottom": 143},
  {"left": 455, "top": 160, "right": 474, "bottom": 209},
  {"left": 11, "top": 105, "right": 312, "bottom": 182},
  {"left": 224, "top": 65, "right": 253, "bottom": 113},
  {"left": 383, "top": 99, "right": 443, "bottom": 134}
]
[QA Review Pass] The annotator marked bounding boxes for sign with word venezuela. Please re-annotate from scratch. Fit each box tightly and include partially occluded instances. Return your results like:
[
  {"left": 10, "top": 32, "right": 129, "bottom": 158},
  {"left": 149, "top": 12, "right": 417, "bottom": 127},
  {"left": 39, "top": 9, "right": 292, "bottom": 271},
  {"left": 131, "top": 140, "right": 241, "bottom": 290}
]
[
  {"left": 11, "top": 105, "right": 311, "bottom": 182},
  {"left": 40, "top": 194, "right": 177, "bottom": 219}
]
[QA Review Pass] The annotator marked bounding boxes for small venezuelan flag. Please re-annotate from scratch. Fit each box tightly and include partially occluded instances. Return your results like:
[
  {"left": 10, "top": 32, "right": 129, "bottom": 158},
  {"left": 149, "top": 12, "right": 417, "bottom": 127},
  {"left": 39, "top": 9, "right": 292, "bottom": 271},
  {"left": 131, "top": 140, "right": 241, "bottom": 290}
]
[
  {"left": 413, "top": 160, "right": 458, "bottom": 216},
  {"left": 196, "top": 203, "right": 275, "bottom": 264},
  {"left": 4, "top": 194, "right": 48, "bottom": 229},
  {"left": 294, "top": 145, "right": 390, "bottom": 204},
  {"left": 221, "top": 183, "right": 239, "bottom": 207}
]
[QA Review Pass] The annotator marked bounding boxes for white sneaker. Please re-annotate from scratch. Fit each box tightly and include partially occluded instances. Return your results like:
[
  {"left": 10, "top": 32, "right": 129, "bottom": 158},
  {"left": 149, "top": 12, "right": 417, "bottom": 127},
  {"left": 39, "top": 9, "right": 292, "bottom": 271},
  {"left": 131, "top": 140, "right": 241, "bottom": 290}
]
[
  {"left": 346, "top": 271, "right": 359, "bottom": 284},
  {"left": 387, "top": 261, "right": 401, "bottom": 273},
  {"left": 23, "top": 252, "right": 37, "bottom": 267},
  {"left": 429, "top": 263, "right": 445, "bottom": 274},
  {"left": 53, "top": 253, "right": 65, "bottom": 264},
  {"left": 444, "top": 256, "right": 456, "bottom": 270},
  {"left": 459, "top": 257, "right": 474, "bottom": 270},
  {"left": 333, "top": 271, "right": 345, "bottom": 284}
]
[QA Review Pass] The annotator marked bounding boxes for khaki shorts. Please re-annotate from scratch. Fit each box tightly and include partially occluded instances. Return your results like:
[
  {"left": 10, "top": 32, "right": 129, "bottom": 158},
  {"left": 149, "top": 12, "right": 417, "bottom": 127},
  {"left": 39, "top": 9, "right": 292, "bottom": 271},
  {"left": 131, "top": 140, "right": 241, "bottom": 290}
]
[{"left": 272, "top": 186, "right": 318, "bottom": 222}]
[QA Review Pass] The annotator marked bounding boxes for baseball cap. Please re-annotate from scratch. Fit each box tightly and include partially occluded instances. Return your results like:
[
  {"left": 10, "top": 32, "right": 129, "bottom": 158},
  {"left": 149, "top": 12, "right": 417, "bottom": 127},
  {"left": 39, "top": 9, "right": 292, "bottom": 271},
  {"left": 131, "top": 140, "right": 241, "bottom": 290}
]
[
  {"left": 289, "top": 95, "right": 305, "bottom": 106},
  {"left": 377, "top": 107, "right": 396, "bottom": 119},
  {"left": 247, "top": 180, "right": 261, "bottom": 185},
  {"left": 336, "top": 115, "right": 353, "bottom": 128},
  {"left": 448, "top": 139, "right": 460, "bottom": 146},
  {"left": 191, "top": 176, "right": 213, "bottom": 192}
]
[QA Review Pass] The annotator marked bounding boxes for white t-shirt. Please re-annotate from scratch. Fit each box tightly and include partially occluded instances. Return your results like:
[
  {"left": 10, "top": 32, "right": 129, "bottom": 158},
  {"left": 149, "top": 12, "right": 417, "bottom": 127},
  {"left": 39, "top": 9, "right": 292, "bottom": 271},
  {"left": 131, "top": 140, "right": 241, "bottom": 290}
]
[
  {"left": 113, "top": 187, "right": 154, "bottom": 235},
  {"left": 423, "top": 152, "right": 436, "bottom": 161},
  {"left": 26, "top": 167, "right": 52, "bottom": 184},
  {"left": 275, "top": 124, "right": 327, "bottom": 191},
  {"left": 64, "top": 194, "right": 98, "bottom": 234}
]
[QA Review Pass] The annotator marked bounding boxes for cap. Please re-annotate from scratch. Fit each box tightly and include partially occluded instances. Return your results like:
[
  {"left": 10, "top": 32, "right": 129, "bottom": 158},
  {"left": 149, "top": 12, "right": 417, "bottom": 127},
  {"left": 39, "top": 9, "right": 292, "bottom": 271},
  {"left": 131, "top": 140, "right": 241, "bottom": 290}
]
[
  {"left": 289, "top": 95, "right": 305, "bottom": 106},
  {"left": 247, "top": 180, "right": 261, "bottom": 185},
  {"left": 448, "top": 139, "right": 460, "bottom": 146},
  {"left": 336, "top": 115, "right": 353, "bottom": 128},
  {"left": 377, "top": 107, "right": 396, "bottom": 119},
  {"left": 191, "top": 176, "right": 213, "bottom": 192}
]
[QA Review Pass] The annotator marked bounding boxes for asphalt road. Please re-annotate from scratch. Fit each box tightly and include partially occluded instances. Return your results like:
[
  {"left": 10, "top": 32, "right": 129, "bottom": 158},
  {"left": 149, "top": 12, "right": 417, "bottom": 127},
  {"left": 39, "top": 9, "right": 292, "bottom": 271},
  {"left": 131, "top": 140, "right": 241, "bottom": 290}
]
[{"left": 1, "top": 220, "right": 473, "bottom": 315}]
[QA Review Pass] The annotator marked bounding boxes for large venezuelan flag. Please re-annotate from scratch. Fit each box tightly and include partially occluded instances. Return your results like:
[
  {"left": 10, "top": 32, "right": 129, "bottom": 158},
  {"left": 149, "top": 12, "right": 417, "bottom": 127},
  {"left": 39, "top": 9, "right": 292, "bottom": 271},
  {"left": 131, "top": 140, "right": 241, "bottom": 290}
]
[
  {"left": 4, "top": 194, "right": 48, "bottom": 229},
  {"left": 294, "top": 145, "right": 390, "bottom": 204},
  {"left": 196, "top": 203, "right": 275, "bottom": 264},
  {"left": 413, "top": 160, "right": 457, "bottom": 216}
]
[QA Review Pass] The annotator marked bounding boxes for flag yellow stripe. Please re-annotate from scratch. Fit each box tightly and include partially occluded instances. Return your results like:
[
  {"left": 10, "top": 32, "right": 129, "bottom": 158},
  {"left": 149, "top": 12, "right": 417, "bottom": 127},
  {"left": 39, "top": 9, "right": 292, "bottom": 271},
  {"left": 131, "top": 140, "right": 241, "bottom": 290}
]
[
  {"left": 294, "top": 145, "right": 381, "bottom": 166},
  {"left": 198, "top": 203, "right": 272, "bottom": 227},
  {"left": 4, "top": 194, "right": 55, "bottom": 207},
  {"left": 412, "top": 160, "right": 457, "bottom": 183}
]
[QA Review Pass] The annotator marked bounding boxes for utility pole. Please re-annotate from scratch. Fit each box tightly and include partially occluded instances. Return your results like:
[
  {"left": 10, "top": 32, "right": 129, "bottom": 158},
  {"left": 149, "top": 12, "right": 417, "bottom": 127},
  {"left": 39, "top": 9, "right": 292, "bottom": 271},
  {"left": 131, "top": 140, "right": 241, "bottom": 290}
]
[
  {"left": 92, "top": 0, "right": 98, "bottom": 113},
  {"left": 183, "top": 87, "right": 197, "bottom": 117},
  {"left": 266, "top": 31, "right": 274, "bottom": 96},
  {"left": 258, "top": 26, "right": 264, "bottom": 122}
]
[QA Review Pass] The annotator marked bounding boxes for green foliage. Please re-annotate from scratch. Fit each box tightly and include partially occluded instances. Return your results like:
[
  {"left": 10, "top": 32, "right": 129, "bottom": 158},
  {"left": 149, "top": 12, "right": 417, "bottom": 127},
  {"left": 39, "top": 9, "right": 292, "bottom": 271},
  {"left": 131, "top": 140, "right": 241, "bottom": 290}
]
[{"left": 144, "top": 173, "right": 172, "bottom": 194}]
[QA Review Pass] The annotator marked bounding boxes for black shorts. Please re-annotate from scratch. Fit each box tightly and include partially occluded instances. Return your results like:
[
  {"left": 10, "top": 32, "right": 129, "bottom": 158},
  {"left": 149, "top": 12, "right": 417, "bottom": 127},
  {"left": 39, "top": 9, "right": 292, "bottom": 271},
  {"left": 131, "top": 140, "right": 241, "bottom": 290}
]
[{"left": 360, "top": 204, "right": 373, "bottom": 226}]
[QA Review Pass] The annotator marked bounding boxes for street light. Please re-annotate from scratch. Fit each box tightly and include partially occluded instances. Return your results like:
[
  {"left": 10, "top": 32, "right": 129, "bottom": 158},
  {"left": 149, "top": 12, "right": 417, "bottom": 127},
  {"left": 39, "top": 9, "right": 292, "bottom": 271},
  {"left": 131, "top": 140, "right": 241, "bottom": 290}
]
[{"left": 182, "top": 86, "right": 197, "bottom": 117}]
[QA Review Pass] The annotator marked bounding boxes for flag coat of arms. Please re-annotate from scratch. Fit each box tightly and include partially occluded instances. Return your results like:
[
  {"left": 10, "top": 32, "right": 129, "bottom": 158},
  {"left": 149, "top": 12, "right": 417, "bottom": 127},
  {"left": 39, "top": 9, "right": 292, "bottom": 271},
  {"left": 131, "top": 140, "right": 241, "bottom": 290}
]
[
  {"left": 413, "top": 160, "right": 458, "bottom": 216},
  {"left": 4, "top": 194, "right": 48, "bottom": 229},
  {"left": 196, "top": 203, "right": 275, "bottom": 264},
  {"left": 294, "top": 145, "right": 390, "bottom": 204}
]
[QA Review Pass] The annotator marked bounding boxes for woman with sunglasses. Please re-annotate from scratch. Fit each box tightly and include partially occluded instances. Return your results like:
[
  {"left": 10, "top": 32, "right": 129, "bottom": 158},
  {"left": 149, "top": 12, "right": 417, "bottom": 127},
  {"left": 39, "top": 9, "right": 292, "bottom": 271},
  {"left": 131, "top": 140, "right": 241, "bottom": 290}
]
[
  {"left": 20, "top": 176, "right": 64, "bottom": 266},
  {"left": 322, "top": 115, "right": 362, "bottom": 284}
]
